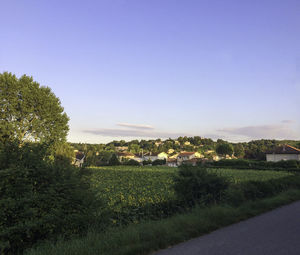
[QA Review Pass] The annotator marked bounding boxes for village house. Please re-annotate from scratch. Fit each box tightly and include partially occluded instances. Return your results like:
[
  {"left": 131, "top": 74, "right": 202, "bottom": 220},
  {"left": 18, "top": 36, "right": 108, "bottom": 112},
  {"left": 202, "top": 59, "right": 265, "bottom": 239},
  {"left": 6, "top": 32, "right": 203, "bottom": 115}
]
[
  {"left": 74, "top": 151, "right": 85, "bottom": 167},
  {"left": 169, "top": 153, "right": 179, "bottom": 159},
  {"left": 133, "top": 154, "right": 143, "bottom": 163},
  {"left": 116, "top": 152, "right": 135, "bottom": 161},
  {"left": 266, "top": 145, "right": 300, "bottom": 162},
  {"left": 182, "top": 158, "right": 200, "bottom": 166},
  {"left": 213, "top": 155, "right": 221, "bottom": 161},
  {"left": 177, "top": 151, "right": 202, "bottom": 164},
  {"left": 143, "top": 152, "right": 168, "bottom": 161},
  {"left": 115, "top": 146, "right": 128, "bottom": 152},
  {"left": 166, "top": 158, "right": 177, "bottom": 167},
  {"left": 167, "top": 148, "right": 175, "bottom": 154}
]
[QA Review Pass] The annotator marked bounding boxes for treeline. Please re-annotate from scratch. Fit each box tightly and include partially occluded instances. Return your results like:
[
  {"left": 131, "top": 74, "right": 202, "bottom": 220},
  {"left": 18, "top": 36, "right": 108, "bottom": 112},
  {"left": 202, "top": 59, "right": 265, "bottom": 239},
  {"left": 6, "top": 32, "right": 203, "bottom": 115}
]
[{"left": 70, "top": 138, "right": 300, "bottom": 166}]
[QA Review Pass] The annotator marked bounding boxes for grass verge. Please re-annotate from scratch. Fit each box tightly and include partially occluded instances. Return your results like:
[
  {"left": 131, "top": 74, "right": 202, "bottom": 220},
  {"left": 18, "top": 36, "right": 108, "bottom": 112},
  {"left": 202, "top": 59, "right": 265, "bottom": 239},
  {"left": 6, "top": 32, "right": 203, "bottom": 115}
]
[{"left": 26, "top": 189, "right": 300, "bottom": 255}]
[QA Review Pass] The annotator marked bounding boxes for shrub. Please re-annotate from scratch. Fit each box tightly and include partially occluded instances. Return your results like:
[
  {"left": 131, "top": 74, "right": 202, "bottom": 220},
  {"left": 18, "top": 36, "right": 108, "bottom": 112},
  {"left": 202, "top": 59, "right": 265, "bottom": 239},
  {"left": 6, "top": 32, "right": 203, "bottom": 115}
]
[
  {"left": 173, "top": 166, "right": 229, "bottom": 206},
  {"left": 152, "top": 159, "right": 166, "bottom": 166},
  {"left": 142, "top": 159, "right": 152, "bottom": 165},
  {"left": 225, "top": 175, "right": 300, "bottom": 206},
  {"left": 203, "top": 159, "right": 300, "bottom": 171},
  {"left": 0, "top": 143, "right": 103, "bottom": 254},
  {"left": 124, "top": 159, "right": 140, "bottom": 166},
  {"left": 108, "top": 154, "right": 120, "bottom": 166}
]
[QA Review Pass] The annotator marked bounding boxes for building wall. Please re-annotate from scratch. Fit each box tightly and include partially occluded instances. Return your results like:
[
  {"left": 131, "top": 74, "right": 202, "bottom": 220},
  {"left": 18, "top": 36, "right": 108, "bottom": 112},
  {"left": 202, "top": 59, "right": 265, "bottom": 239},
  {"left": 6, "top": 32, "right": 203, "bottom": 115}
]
[
  {"left": 143, "top": 156, "right": 158, "bottom": 161},
  {"left": 266, "top": 154, "right": 300, "bottom": 162}
]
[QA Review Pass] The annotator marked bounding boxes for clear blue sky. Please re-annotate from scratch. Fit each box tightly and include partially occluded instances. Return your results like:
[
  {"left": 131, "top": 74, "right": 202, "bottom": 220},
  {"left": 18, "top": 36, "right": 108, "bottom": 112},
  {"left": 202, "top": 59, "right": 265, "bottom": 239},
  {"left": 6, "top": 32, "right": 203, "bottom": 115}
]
[{"left": 1, "top": 0, "right": 299, "bottom": 143}]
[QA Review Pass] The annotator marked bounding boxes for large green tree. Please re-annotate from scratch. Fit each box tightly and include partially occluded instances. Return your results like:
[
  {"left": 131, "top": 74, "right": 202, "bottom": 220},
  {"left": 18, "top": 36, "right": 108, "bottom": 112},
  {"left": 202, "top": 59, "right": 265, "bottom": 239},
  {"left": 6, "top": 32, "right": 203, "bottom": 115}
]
[
  {"left": 216, "top": 143, "right": 234, "bottom": 156},
  {"left": 0, "top": 72, "right": 69, "bottom": 145}
]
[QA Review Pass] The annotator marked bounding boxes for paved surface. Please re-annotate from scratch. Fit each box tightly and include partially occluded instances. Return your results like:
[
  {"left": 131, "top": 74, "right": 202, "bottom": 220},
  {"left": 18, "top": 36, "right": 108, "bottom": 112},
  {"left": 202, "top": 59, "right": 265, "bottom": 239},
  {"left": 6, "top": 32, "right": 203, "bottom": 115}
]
[{"left": 154, "top": 201, "right": 300, "bottom": 255}]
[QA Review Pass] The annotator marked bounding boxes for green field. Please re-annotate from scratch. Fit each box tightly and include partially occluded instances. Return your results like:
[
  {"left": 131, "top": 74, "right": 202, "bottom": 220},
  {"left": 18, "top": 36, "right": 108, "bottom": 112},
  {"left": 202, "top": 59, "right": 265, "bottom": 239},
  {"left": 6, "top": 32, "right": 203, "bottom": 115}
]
[{"left": 89, "top": 166, "right": 291, "bottom": 220}]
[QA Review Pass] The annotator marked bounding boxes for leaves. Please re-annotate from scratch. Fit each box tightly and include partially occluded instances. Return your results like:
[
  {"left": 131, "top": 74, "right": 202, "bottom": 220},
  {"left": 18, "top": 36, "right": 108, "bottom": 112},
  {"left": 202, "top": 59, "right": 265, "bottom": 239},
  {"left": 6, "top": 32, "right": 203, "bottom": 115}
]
[{"left": 0, "top": 72, "right": 69, "bottom": 145}]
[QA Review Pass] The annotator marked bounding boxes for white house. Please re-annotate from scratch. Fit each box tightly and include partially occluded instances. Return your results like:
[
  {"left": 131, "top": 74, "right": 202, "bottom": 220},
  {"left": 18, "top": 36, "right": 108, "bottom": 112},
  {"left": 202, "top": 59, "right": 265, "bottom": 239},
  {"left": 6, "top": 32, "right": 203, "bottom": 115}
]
[
  {"left": 166, "top": 158, "right": 177, "bottom": 167},
  {"left": 266, "top": 145, "right": 300, "bottom": 162},
  {"left": 143, "top": 152, "right": 168, "bottom": 161},
  {"left": 133, "top": 154, "right": 144, "bottom": 163},
  {"left": 74, "top": 152, "right": 85, "bottom": 167},
  {"left": 116, "top": 152, "right": 135, "bottom": 161},
  {"left": 177, "top": 152, "right": 202, "bottom": 163}
]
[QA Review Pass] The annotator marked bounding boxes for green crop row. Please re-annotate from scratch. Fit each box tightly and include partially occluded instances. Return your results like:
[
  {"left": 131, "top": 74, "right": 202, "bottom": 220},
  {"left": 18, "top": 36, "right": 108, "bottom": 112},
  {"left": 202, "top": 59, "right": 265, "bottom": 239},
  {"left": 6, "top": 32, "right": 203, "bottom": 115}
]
[{"left": 88, "top": 166, "right": 291, "bottom": 224}]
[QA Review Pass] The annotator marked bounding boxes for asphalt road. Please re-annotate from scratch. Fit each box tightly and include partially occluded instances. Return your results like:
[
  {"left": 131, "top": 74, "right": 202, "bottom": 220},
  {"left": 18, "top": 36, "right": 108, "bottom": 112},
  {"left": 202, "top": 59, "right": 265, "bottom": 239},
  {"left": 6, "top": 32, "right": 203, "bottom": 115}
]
[{"left": 154, "top": 201, "right": 300, "bottom": 255}]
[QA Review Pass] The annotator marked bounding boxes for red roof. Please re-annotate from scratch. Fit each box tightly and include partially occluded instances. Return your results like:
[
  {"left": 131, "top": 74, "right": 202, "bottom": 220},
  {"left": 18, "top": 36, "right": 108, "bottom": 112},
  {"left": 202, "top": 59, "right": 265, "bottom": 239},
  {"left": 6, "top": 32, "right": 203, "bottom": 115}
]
[
  {"left": 267, "top": 145, "right": 300, "bottom": 155},
  {"left": 185, "top": 158, "right": 200, "bottom": 162}
]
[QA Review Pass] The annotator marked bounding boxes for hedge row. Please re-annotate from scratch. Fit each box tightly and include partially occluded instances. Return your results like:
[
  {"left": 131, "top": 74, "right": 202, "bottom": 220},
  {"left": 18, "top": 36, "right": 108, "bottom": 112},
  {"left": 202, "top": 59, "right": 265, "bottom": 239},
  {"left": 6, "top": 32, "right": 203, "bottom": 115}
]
[
  {"left": 225, "top": 175, "right": 300, "bottom": 206},
  {"left": 202, "top": 159, "right": 300, "bottom": 171}
]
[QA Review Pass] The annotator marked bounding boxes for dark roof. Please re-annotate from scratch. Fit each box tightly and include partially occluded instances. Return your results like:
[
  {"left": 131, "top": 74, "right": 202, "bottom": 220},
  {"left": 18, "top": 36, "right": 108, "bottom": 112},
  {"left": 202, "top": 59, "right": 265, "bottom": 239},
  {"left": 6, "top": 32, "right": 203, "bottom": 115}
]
[
  {"left": 75, "top": 152, "right": 85, "bottom": 160},
  {"left": 267, "top": 145, "right": 300, "bottom": 155}
]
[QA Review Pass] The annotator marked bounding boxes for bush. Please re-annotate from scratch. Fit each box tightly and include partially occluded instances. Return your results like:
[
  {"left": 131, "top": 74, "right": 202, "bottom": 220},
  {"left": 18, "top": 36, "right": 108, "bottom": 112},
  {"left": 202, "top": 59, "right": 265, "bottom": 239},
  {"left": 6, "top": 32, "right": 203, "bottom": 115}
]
[
  {"left": 225, "top": 175, "right": 300, "bottom": 206},
  {"left": 124, "top": 159, "right": 140, "bottom": 166},
  {"left": 142, "top": 159, "right": 152, "bottom": 165},
  {"left": 203, "top": 159, "right": 300, "bottom": 171},
  {"left": 152, "top": 159, "right": 166, "bottom": 166},
  {"left": 0, "top": 143, "right": 103, "bottom": 254},
  {"left": 173, "top": 166, "right": 229, "bottom": 206},
  {"left": 108, "top": 154, "right": 120, "bottom": 166}
]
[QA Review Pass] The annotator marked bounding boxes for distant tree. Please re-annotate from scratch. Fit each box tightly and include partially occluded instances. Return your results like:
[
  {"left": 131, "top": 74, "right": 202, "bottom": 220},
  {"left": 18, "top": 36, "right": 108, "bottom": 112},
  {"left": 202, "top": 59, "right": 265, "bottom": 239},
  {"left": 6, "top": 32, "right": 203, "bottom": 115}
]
[
  {"left": 233, "top": 144, "right": 245, "bottom": 158},
  {"left": 217, "top": 139, "right": 226, "bottom": 144},
  {"left": 108, "top": 154, "right": 120, "bottom": 166},
  {"left": 216, "top": 143, "right": 233, "bottom": 156},
  {"left": 193, "top": 136, "right": 202, "bottom": 146},
  {"left": 129, "top": 143, "right": 140, "bottom": 154},
  {"left": 0, "top": 72, "right": 69, "bottom": 146},
  {"left": 97, "top": 151, "right": 112, "bottom": 166}
]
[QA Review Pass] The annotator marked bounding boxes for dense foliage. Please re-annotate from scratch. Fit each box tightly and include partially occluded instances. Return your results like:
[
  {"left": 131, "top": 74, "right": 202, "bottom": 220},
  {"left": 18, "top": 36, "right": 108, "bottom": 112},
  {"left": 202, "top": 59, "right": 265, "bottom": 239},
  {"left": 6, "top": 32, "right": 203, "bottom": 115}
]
[
  {"left": 174, "top": 166, "right": 229, "bottom": 206},
  {"left": 204, "top": 159, "right": 300, "bottom": 171},
  {"left": 216, "top": 143, "right": 234, "bottom": 156},
  {"left": 0, "top": 72, "right": 69, "bottom": 146},
  {"left": 225, "top": 175, "right": 300, "bottom": 206},
  {"left": 0, "top": 143, "right": 102, "bottom": 254}
]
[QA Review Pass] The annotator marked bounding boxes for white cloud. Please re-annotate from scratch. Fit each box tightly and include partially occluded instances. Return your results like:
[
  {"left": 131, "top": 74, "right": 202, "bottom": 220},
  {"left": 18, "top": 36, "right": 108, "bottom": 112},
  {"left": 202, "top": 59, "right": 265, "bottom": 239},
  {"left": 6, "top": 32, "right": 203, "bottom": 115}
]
[
  {"left": 281, "top": 120, "right": 294, "bottom": 124},
  {"left": 116, "top": 123, "right": 154, "bottom": 130},
  {"left": 218, "top": 123, "right": 300, "bottom": 140},
  {"left": 82, "top": 128, "right": 190, "bottom": 139}
]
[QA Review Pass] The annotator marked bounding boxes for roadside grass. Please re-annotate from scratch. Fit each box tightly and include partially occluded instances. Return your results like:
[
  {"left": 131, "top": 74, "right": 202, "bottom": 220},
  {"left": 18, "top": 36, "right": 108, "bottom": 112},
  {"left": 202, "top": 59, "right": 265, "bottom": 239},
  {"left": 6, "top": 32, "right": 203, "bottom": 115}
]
[{"left": 26, "top": 189, "right": 300, "bottom": 255}]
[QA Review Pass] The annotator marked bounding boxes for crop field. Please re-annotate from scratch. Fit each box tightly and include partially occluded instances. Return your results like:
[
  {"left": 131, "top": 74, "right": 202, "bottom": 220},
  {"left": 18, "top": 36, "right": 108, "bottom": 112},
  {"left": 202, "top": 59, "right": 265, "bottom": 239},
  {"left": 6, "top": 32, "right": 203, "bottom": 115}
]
[
  {"left": 89, "top": 166, "right": 176, "bottom": 214},
  {"left": 89, "top": 166, "right": 291, "bottom": 220}
]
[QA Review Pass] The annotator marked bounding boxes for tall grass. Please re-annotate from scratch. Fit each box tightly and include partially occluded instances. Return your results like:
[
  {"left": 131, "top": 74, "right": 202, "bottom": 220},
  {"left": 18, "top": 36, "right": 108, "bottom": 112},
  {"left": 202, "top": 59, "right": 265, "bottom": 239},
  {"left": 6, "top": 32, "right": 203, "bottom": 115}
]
[{"left": 26, "top": 189, "right": 300, "bottom": 255}]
